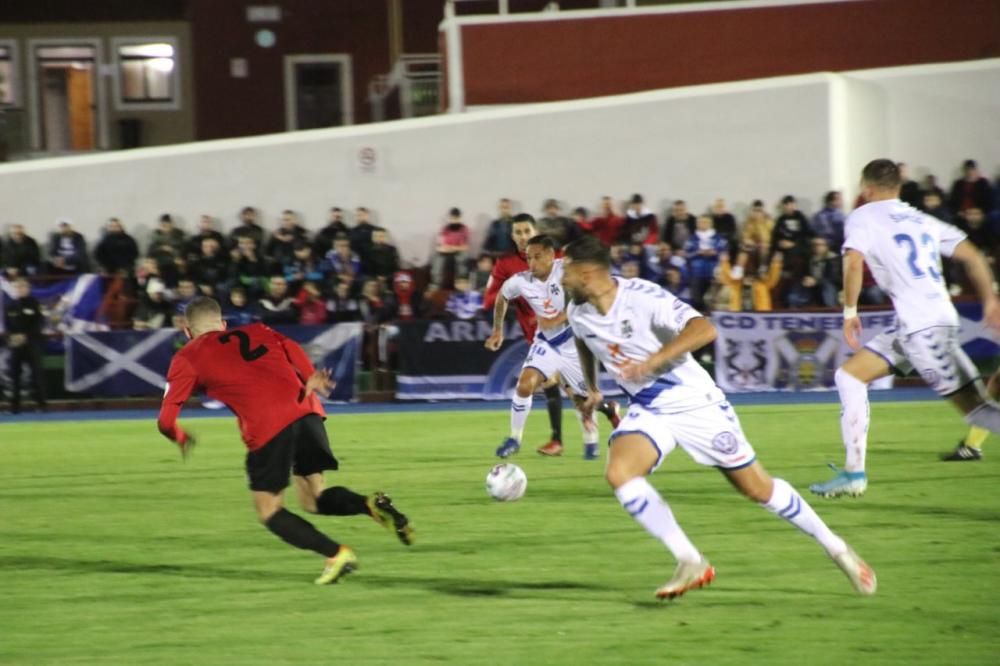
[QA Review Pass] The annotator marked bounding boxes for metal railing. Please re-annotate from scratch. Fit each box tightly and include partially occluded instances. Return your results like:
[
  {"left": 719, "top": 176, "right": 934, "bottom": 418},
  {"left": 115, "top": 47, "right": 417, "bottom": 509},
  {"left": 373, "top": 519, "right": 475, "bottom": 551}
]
[{"left": 368, "top": 54, "right": 442, "bottom": 122}]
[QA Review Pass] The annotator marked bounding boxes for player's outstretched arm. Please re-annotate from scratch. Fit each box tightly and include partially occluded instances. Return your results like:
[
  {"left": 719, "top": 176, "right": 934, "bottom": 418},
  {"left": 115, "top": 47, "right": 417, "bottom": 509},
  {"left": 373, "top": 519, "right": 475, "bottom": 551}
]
[
  {"left": 485, "top": 294, "right": 509, "bottom": 351},
  {"left": 157, "top": 355, "right": 197, "bottom": 458},
  {"left": 621, "top": 317, "right": 718, "bottom": 382},
  {"left": 950, "top": 240, "right": 1000, "bottom": 331},
  {"left": 841, "top": 249, "right": 865, "bottom": 350}
]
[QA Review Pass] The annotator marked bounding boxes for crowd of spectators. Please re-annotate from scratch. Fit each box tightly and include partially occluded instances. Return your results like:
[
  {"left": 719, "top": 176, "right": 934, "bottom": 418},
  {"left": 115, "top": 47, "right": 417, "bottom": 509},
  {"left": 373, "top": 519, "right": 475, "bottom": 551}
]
[{"left": 2, "top": 159, "right": 998, "bottom": 335}]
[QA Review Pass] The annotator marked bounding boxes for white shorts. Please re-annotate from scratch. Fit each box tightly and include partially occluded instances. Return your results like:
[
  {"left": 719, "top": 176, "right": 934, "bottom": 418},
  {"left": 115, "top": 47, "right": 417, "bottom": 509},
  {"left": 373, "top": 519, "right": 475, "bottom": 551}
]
[
  {"left": 522, "top": 332, "right": 588, "bottom": 396},
  {"left": 865, "top": 326, "right": 979, "bottom": 396},
  {"left": 609, "top": 401, "right": 757, "bottom": 471}
]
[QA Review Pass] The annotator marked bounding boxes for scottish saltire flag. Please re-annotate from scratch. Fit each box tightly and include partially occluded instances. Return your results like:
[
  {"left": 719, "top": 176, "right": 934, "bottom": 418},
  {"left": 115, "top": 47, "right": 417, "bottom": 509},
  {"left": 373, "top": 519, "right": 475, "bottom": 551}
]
[
  {"left": 0, "top": 274, "right": 108, "bottom": 335},
  {"left": 281, "top": 323, "right": 363, "bottom": 403},
  {"left": 65, "top": 324, "right": 363, "bottom": 401},
  {"left": 65, "top": 329, "right": 180, "bottom": 395}
]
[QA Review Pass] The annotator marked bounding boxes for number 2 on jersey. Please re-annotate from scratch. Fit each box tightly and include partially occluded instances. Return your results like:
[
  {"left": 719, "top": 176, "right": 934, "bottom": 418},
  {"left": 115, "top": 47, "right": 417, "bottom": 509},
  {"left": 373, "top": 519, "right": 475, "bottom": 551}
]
[
  {"left": 219, "top": 330, "right": 269, "bottom": 361},
  {"left": 893, "top": 233, "right": 941, "bottom": 282}
]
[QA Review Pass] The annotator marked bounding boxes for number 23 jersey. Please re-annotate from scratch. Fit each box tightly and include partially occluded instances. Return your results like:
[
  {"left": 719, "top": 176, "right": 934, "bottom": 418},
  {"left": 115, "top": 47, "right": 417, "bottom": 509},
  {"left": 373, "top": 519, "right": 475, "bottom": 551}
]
[
  {"left": 843, "top": 200, "right": 966, "bottom": 334},
  {"left": 159, "top": 323, "right": 324, "bottom": 450}
]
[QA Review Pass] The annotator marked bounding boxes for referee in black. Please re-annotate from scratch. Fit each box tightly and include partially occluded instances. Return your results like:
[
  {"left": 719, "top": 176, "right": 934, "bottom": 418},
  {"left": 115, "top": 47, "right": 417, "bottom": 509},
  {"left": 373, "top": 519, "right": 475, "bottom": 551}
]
[{"left": 4, "top": 278, "right": 47, "bottom": 414}]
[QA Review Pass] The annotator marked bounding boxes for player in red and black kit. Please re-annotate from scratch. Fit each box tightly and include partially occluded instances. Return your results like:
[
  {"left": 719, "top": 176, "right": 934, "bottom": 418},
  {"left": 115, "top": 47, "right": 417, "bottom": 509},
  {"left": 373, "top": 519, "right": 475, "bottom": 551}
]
[
  {"left": 484, "top": 214, "right": 620, "bottom": 456},
  {"left": 158, "top": 297, "right": 412, "bottom": 585}
]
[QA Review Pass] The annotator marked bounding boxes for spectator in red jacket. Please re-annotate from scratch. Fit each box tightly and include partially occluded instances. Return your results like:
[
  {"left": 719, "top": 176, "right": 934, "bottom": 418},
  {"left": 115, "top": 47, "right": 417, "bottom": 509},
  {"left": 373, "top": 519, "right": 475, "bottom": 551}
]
[
  {"left": 295, "top": 281, "right": 328, "bottom": 325},
  {"left": 580, "top": 196, "right": 625, "bottom": 246}
]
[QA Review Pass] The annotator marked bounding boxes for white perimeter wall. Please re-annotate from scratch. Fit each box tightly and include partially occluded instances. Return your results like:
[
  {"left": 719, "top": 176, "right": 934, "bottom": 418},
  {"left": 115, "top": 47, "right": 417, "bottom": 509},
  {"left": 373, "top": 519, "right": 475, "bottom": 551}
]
[{"left": 0, "top": 59, "right": 997, "bottom": 264}]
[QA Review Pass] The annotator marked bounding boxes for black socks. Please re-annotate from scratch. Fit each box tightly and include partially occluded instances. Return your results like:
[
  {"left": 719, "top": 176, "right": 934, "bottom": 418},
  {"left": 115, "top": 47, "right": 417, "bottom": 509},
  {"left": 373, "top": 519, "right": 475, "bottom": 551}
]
[
  {"left": 265, "top": 508, "right": 340, "bottom": 557},
  {"left": 544, "top": 384, "right": 563, "bottom": 442},
  {"left": 316, "top": 486, "right": 370, "bottom": 516}
]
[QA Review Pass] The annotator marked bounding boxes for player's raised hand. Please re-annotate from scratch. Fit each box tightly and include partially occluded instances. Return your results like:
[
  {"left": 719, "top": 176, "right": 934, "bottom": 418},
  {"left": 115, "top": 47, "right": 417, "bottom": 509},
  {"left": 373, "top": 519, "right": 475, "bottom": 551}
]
[
  {"left": 843, "top": 315, "right": 863, "bottom": 351},
  {"left": 305, "top": 368, "right": 336, "bottom": 397},
  {"left": 484, "top": 331, "right": 503, "bottom": 351}
]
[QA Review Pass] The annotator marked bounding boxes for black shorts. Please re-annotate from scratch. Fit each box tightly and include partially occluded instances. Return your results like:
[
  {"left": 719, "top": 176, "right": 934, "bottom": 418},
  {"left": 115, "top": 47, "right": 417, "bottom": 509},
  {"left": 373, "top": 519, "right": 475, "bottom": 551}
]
[{"left": 245, "top": 414, "right": 339, "bottom": 493}]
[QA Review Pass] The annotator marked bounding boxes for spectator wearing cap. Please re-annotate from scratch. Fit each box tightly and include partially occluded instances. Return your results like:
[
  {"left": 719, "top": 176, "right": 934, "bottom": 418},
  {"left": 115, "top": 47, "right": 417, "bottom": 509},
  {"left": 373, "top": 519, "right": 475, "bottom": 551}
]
[
  {"left": 294, "top": 281, "right": 328, "bottom": 325},
  {"left": 95, "top": 218, "right": 140, "bottom": 276},
  {"left": 47, "top": 220, "right": 90, "bottom": 276},
  {"left": 482, "top": 198, "right": 517, "bottom": 257},
  {"left": 949, "top": 159, "right": 994, "bottom": 220},
  {"left": 431, "top": 207, "right": 470, "bottom": 287},
  {"left": 3, "top": 224, "right": 41, "bottom": 278},
  {"left": 265, "top": 209, "right": 309, "bottom": 268},
  {"left": 148, "top": 213, "right": 187, "bottom": 257},
  {"left": 230, "top": 206, "right": 265, "bottom": 250},
  {"left": 624, "top": 194, "right": 658, "bottom": 246},
  {"left": 132, "top": 278, "right": 174, "bottom": 330},
  {"left": 314, "top": 207, "right": 351, "bottom": 257},
  {"left": 580, "top": 196, "right": 626, "bottom": 246},
  {"left": 389, "top": 271, "right": 419, "bottom": 320},
  {"left": 662, "top": 200, "right": 696, "bottom": 251},
  {"left": 365, "top": 227, "right": 400, "bottom": 282},
  {"left": 812, "top": 191, "right": 846, "bottom": 252},
  {"left": 536, "top": 199, "right": 579, "bottom": 247}
]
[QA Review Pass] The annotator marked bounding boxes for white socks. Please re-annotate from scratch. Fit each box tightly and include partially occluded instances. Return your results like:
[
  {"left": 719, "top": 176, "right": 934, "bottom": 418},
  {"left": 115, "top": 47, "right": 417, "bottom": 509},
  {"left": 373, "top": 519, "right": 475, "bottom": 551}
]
[
  {"left": 836, "top": 368, "right": 869, "bottom": 473},
  {"left": 615, "top": 477, "right": 701, "bottom": 564},
  {"left": 575, "top": 410, "right": 599, "bottom": 445},
  {"left": 763, "top": 478, "right": 847, "bottom": 557},
  {"left": 965, "top": 401, "right": 1000, "bottom": 434},
  {"left": 510, "top": 393, "right": 532, "bottom": 442}
]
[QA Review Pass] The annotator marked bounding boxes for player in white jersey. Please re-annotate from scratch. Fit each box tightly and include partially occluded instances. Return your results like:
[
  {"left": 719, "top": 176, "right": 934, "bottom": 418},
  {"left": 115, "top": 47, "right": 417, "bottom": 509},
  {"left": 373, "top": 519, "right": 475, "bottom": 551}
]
[
  {"left": 561, "top": 235, "right": 875, "bottom": 599},
  {"left": 486, "top": 235, "right": 620, "bottom": 459},
  {"left": 810, "top": 159, "right": 1000, "bottom": 498}
]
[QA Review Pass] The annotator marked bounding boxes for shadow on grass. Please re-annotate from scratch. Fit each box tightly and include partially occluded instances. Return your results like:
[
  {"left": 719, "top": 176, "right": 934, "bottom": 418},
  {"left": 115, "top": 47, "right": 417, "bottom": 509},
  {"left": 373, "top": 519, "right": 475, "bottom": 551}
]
[{"left": 0, "top": 555, "right": 610, "bottom": 599}]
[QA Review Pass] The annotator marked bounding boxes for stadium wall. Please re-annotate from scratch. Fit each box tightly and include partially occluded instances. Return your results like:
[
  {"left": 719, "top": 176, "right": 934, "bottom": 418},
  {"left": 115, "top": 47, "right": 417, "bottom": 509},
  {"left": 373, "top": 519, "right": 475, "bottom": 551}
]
[{"left": 0, "top": 59, "right": 997, "bottom": 259}]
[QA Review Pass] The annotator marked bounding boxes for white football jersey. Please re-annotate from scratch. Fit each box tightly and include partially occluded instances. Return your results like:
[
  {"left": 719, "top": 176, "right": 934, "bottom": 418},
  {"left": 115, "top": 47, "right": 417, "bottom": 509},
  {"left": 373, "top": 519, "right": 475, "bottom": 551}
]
[
  {"left": 844, "top": 200, "right": 966, "bottom": 334},
  {"left": 568, "top": 278, "right": 724, "bottom": 413},
  {"left": 501, "top": 258, "right": 567, "bottom": 324}
]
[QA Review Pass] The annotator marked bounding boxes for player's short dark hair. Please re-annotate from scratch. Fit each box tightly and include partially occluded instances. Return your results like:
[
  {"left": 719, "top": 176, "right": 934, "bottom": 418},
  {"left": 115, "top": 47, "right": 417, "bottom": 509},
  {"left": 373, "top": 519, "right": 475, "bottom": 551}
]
[
  {"left": 185, "top": 297, "right": 222, "bottom": 323},
  {"left": 512, "top": 213, "right": 536, "bottom": 226},
  {"left": 565, "top": 235, "right": 611, "bottom": 268},
  {"left": 526, "top": 235, "right": 556, "bottom": 251},
  {"left": 860, "top": 159, "right": 901, "bottom": 189}
]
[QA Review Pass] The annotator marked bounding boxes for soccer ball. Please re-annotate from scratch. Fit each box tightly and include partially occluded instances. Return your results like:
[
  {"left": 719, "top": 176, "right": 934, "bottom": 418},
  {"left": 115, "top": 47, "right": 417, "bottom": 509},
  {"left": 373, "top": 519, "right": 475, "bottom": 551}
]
[{"left": 486, "top": 463, "right": 527, "bottom": 501}]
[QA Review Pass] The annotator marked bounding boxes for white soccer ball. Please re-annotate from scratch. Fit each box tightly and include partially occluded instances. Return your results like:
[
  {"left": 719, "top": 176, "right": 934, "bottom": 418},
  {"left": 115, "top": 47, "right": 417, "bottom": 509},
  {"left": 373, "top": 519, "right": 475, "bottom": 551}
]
[{"left": 486, "top": 463, "right": 527, "bottom": 501}]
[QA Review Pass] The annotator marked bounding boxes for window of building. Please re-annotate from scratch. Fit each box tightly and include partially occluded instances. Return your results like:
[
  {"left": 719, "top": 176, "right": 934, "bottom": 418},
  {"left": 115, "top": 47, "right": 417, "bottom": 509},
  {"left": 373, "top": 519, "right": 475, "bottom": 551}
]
[
  {"left": 113, "top": 38, "right": 180, "bottom": 110},
  {"left": 0, "top": 42, "right": 19, "bottom": 106}
]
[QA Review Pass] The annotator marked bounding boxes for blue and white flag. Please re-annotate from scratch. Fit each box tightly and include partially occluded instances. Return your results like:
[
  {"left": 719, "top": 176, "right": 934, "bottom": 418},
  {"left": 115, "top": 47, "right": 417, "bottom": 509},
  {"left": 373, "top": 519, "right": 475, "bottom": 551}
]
[
  {"left": 65, "top": 323, "right": 363, "bottom": 401},
  {"left": 65, "top": 329, "right": 180, "bottom": 395},
  {"left": 0, "top": 274, "right": 108, "bottom": 335}
]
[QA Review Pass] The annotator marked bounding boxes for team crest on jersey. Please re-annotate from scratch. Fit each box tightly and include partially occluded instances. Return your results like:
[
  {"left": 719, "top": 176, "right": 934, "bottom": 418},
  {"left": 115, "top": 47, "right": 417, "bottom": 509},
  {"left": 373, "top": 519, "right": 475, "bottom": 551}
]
[
  {"left": 550, "top": 283, "right": 560, "bottom": 296},
  {"left": 621, "top": 320, "right": 633, "bottom": 338}
]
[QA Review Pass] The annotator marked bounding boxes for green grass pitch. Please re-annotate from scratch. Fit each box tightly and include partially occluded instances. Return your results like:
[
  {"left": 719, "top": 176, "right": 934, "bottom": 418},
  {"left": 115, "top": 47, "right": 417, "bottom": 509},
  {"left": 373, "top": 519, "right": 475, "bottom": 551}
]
[{"left": 1, "top": 401, "right": 998, "bottom": 665}]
